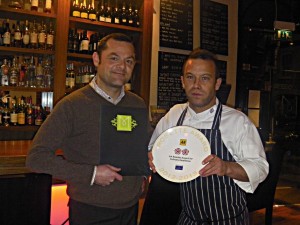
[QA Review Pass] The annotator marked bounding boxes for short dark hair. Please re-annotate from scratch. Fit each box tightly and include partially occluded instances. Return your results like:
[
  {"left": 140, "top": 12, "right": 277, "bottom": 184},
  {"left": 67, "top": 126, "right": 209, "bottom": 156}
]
[
  {"left": 182, "top": 48, "right": 220, "bottom": 79},
  {"left": 97, "top": 33, "right": 135, "bottom": 57}
]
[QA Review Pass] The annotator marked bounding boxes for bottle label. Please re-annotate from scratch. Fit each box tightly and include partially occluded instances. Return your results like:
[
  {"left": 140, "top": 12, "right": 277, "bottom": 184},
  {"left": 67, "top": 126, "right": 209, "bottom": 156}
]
[
  {"left": 106, "top": 17, "right": 112, "bottom": 23},
  {"left": 69, "top": 78, "right": 75, "bottom": 88},
  {"left": 128, "top": 19, "right": 133, "bottom": 24},
  {"left": 81, "top": 40, "right": 89, "bottom": 51},
  {"left": 38, "top": 32, "right": 46, "bottom": 43},
  {"left": 23, "top": 34, "right": 30, "bottom": 45},
  {"left": 82, "top": 74, "right": 90, "bottom": 83},
  {"left": 81, "top": 12, "right": 88, "bottom": 19},
  {"left": 10, "top": 73, "right": 18, "bottom": 85},
  {"left": 99, "top": 16, "right": 105, "bottom": 22},
  {"left": 89, "top": 14, "right": 96, "bottom": 20},
  {"left": 30, "top": 33, "right": 38, "bottom": 44},
  {"left": 3, "top": 32, "right": 11, "bottom": 45},
  {"left": 17, "top": 113, "right": 25, "bottom": 125},
  {"left": 45, "top": 0, "right": 52, "bottom": 9},
  {"left": 31, "top": 0, "right": 38, "bottom": 7},
  {"left": 47, "top": 34, "right": 54, "bottom": 45},
  {"left": 35, "top": 118, "right": 43, "bottom": 126},
  {"left": 73, "top": 11, "right": 80, "bottom": 17},
  {"left": 11, "top": 113, "right": 18, "bottom": 123},
  {"left": 115, "top": 18, "right": 120, "bottom": 24},
  {"left": 14, "top": 32, "right": 22, "bottom": 40}
]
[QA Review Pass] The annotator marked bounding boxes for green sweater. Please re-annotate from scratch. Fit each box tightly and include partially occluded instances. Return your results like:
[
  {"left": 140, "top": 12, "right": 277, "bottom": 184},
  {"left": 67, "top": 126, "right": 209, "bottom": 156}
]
[{"left": 26, "top": 85, "right": 148, "bottom": 209}]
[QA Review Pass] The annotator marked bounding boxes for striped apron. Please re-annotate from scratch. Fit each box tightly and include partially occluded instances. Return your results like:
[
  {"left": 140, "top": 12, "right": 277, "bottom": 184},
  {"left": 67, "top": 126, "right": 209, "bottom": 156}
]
[{"left": 177, "top": 103, "right": 249, "bottom": 225}]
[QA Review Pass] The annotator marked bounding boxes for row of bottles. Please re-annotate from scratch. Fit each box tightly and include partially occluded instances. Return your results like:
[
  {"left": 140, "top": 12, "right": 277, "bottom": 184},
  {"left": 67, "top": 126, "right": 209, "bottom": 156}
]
[
  {"left": 66, "top": 63, "right": 95, "bottom": 89},
  {"left": 70, "top": 0, "right": 140, "bottom": 27},
  {"left": 4, "top": 0, "right": 53, "bottom": 14},
  {"left": 0, "top": 55, "right": 53, "bottom": 88},
  {"left": 68, "top": 29, "right": 107, "bottom": 55},
  {"left": 0, "top": 95, "right": 48, "bottom": 126},
  {"left": 0, "top": 18, "right": 55, "bottom": 50}
]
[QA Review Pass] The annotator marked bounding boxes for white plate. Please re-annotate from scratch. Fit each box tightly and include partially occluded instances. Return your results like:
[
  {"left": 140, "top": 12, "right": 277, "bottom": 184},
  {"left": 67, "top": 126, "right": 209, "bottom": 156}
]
[{"left": 152, "top": 126, "right": 211, "bottom": 183}]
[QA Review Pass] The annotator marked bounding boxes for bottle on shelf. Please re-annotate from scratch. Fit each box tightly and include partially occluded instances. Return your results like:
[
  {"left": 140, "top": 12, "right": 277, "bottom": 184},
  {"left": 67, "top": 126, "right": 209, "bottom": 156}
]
[
  {"left": 112, "top": 0, "right": 120, "bottom": 24},
  {"left": 133, "top": 4, "right": 140, "bottom": 27},
  {"left": 80, "top": 30, "right": 89, "bottom": 54},
  {"left": 26, "top": 56, "right": 36, "bottom": 88},
  {"left": 82, "top": 65, "right": 90, "bottom": 85},
  {"left": 105, "top": 0, "right": 112, "bottom": 23},
  {"left": 0, "top": 20, "right": 5, "bottom": 46},
  {"left": 80, "top": 0, "right": 88, "bottom": 19},
  {"left": 65, "top": 63, "right": 70, "bottom": 88},
  {"left": 1, "top": 59, "right": 9, "bottom": 86},
  {"left": 46, "top": 21, "right": 55, "bottom": 50},
  {"left": 38, "top": 0, "right": 44, "bottom": 12},
  {"left": 31, "top": 0, "right": 39, "bottom": 11},
  {"left": 34, "top": 105, "right": 43, "bottom": 125},
  {"left": 43, "top": 56, "right": 53, "bottom": 88},
  {"left": 23, "top": 0, "right": 31, "bottom": 10},
  {"left": 3, "top": 19, "right": 11, "bottom": 47},
  {"left": 22, "top": 20, "right": 30, "bottom": 48},
  {"left": 2, "top": 96, "right": 10, "bottom": 127},
  {"left": 19, "top": 56, "right": 28, "bottom": 87},
  {"left": 98, "top": 0, "right": 105, "bottom": 22},
  {"left": 8, "top": 1, "right": 23, "bottom": 9},
  {"left": 26, "top": 96, "right": 34, "bottom": 125},
  {"left": 9, "top": 57, "right": 19, "bottom": 86},
  {"left": 68, "top": 28, "right": 75, "bottom": 53},
  {"left": 71, "top": 0, "right": 81, "bottom": 18},
  {"left": 127, "top": 2, "right": 134, "bottom": 26},
  {"left": 10, "top": 23, "right": 15, "bottom": 47},
  {"left": 44, "top": 0, "right": 52, "bottom": 13},
  {"left": 30, "top": 20, "right": 38, "bottom": 49},
  {"left": 14, "top": 21, "right": 22, "bottom": 47},
  {"left": 120, "top": 1, "right": 127, "bottom": 26},
  {"left": 10, "top": 97, "right": 18, "bottom": 126},
  {"left": 73, "top": 29, "right": 80, "bottom": 53},
  {"left": 69, "top": 63, "right": 75, "bottom": 89},
  {"left": 36, "top": 58, "right": 44, "bottom": 88},
  {"left": 17, "top": 97, "right": 26, "bottom": 125},
  {"left": 38, "top": 20, "right": 46, "bottom": 50},
  {"left": 88, "top": 0, "right": 97, "bottom": 21}
]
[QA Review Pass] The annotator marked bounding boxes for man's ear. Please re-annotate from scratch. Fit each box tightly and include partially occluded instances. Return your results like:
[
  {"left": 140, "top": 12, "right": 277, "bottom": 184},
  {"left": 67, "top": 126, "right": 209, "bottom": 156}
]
[
  {"left": 92, "top": 52, "right": 100, "bottom": 67},
  {"left": 181, "top": 76, "right": 185, "bottom": 89},
  {"left": 215, "top": 78, "right": 222, "bottom": 91}
]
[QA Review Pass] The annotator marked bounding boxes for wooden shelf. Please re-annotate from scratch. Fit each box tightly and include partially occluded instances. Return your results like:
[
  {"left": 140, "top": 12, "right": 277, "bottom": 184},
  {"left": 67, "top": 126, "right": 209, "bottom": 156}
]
[
  {"left": 69, "top": 17, "right": 143, "bottom": 33},
  {"left": 0, "top": 86, "right": 53, "bottom": 92},
  {"left": 0, "top": 5, "right": 56, "bottom": 18},
  {"left": 0, "top": 46, "right": 55, "bottom": 56}
]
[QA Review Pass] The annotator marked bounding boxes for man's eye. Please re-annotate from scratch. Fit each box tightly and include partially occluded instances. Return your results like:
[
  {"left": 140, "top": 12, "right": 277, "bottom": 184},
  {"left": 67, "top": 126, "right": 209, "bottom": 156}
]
[
  {"left": 110, "top": 56, "right": 118, "bottom": 61},
  {"left": 126, "top": 59, "right": 134, "bottom": 65},
  {"left": 202, "top": 76, "right": 210, "bottom": 81}
]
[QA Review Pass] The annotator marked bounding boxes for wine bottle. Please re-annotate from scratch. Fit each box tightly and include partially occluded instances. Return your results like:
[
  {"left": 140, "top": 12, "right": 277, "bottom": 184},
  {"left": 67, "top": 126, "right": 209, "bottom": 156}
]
[
  {"left": 1, "top": 59, "right": 9, "bottom": 86},
  {"left": 9, "top": 57, "right": 19, "bottom": 86},
  {"left": 71, "top": 0, "right": 81, "bottom": 17},
  {"left": 80, "top": 0, "right": 88, "bottom": 19},
  {"left": 22, "top": 20, "right": 30, "bottom": 48},
  {"left": 38, "top": 20, "right": 46, "bottom": 50},
  {"left": 88, "top": 0, "right": 97, "bottom": 21},
  {"left": 14, "top": 21, "right": 22, "bottom": 48},
  {"left": 98, "top": 0, "right": 105, "bottom": 22},
  {"left": 46, "top": 21, "right": 55, "bottom": 50},
  {"left": 81, "top": 30, "right": 89, "bottom": 54},
  {"left": 127, "top": 2, "right": 133, "bottom": 26},
  {"left": 120, "top": 1, "right": 127, "bottom": 25},
  {"left": 44, "top": 0, "right": 52, "bottom": 13},
  {"left": 31, "top": 0, "right": 39, "bottom": 11},
  {"left": 30, "top": 20, "right": 38, "bottom": 49},
  {"left": 3, "top": 19, "right": 11, "bottom": 47}
]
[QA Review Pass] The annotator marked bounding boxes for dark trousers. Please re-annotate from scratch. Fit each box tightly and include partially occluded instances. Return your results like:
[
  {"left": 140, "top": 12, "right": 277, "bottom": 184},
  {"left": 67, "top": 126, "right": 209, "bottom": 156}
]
[{"left": 69, "top": 198, "right": 138, "bottom": 225}]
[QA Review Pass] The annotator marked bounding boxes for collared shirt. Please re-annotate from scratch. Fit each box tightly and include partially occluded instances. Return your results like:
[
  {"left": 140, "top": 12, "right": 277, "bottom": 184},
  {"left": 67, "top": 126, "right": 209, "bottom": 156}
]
[
  {"left": 149, "top": 99, "right": 269, "bottom": 193},
  {"left": 89, "top": 77, "right": 125, "bottom": 105}
]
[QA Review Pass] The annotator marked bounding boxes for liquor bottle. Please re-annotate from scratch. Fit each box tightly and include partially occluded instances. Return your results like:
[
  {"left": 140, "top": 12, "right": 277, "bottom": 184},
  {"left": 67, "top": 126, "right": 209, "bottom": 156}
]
[
  {"left": 80, "top": 0, "right": 88, "bottom": 19},
  {"left": 35, "top": 105, "right": 43, "bottom": 125},
  {"left": 46, "top": 21, "right": 54, "bottom": 50},
  {"left": 75, "top": 66, "right": 82, "bottom": 87},
  {"left": 10, "top": 98, "right": 18, "bottom": 126},
  {"left": 30, "top": 20, "right": 38, "bottom": 49},
  {"left": 78, "top": 31, "right": 83, "bottom": 53},
  {"left": 81, "top": 30, "right": 89, "bottom": 54},
  {"left": 112, "top": 0, "right": 120, "bottom": 24},
  {"left": 27, "top": 56, "right": 36, "bottom": 87},
  {"left": 98, "top": 0, "right": 105, "bottom": 22},
  {"left": 68, "top": 28, "right": 74, "bottom": 53},
  {"left": 1, "top": 59, "right": 9, "bottom": 86},
  {"left": 22, "top": 20, "right": 30, "bottom": 48},
  {"left": 82, "top": 65, "right": 90, "bottom": 85},
  {"left": 127, "top": 2, "right": 133, "bottom": 26},
  {"left": 10, "top": 23, "right": 15, "bottom": 47},
  {"left": 8, "top": 1, "right": 23, "bottom": 9},
  {"left": 36, "top": 58, "right": 44, "bottom": 88},
  {"left": 69, "top": 63, "right": 75, "bottom": 89},
  {"left": 133, "top": 5, "right": 140, "bottom": 27},
  {"left": 19, "top": 56, "right": 28, "bottom": 86},
  {"left": 88, "top": 0, "right": 97, "bottom": 21},
  {"left": 44, "top": 0, "right": 52, "bottom": 13},
  {"left": 3, "top": 19, "right": 11, "bottom": 47},
  {"left": 0, "top": 20, "right": 5, "bottom": 46},
  {"left": 14, "top": 21, "right": 22, "bottom": 47},
  {"left": 38, "top": 21, "right": 46, "bottom": 49},
  {"left": 26, "top": 97, "right": 34, "bottom": 125},
  {"left": 120, "top": 1, "right": 127, "bottom": 26},
  {"left": 17, "top": 97, "right": 26, "bottom": 125},
  {"left": 43, "top": 56, "right": 52, "bottom": 88},
  {"left": 23, "top": 0, "right": 31, "bottom": 10},
  {"left": 9, "top": 57, "right": 19, "bottom": 86},
  {"left": 2, "top": 97, "right": 10, "bottom": 127},
  {"left": 66, "top": 63, "right": 70, "bottom": 88},
  {"left": 38, "top": 0, "right": 44, "bottom": 12},
  {"left": 31, "top": 0, "right": 39, "bottom": 11},
  {"left": 71, "top": 0, "right": 81, "bottom": 17},
  {"left": 105, "top": 0, "right": 112, "bottom": 23}
]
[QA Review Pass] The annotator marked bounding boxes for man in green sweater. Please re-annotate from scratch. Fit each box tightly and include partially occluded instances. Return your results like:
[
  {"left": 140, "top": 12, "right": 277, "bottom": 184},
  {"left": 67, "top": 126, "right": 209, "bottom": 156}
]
[{"left": 26, "top": 33, "right": 149, "bottom": 225}]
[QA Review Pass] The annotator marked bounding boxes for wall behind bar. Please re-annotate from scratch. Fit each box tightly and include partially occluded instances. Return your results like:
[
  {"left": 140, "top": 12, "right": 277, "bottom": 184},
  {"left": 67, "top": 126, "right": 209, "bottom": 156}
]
[{"left": 149, "top": 0, "right": 238, "bottom": 108}]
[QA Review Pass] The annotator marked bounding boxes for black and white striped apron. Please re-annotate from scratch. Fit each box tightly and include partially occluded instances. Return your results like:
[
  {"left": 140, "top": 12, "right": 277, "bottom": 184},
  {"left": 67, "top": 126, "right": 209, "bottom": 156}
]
[{"left": 177, "top": 103, "right": 249, "bottom": 225}]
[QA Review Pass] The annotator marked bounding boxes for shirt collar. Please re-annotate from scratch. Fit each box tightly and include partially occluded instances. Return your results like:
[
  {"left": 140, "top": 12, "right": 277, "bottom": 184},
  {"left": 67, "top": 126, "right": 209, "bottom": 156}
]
[
  {"left": 186, "top": 98, "right": 219, "bottom": 119},
  {"left": 89, "top": 77, "right": 125, "bottom": 105}
]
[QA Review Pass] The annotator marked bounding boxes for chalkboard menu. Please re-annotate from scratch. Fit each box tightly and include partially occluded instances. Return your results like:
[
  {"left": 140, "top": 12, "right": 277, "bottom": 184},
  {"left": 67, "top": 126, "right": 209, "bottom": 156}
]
[
  {"left": 160, "top": 0, "right": 193, "bottom": 50},
  {"left": 157, "top": 52, "right": 187, "bottom": 108},
  {"left": 200, "top": 0, "right": 228, "bottom": 55}
]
